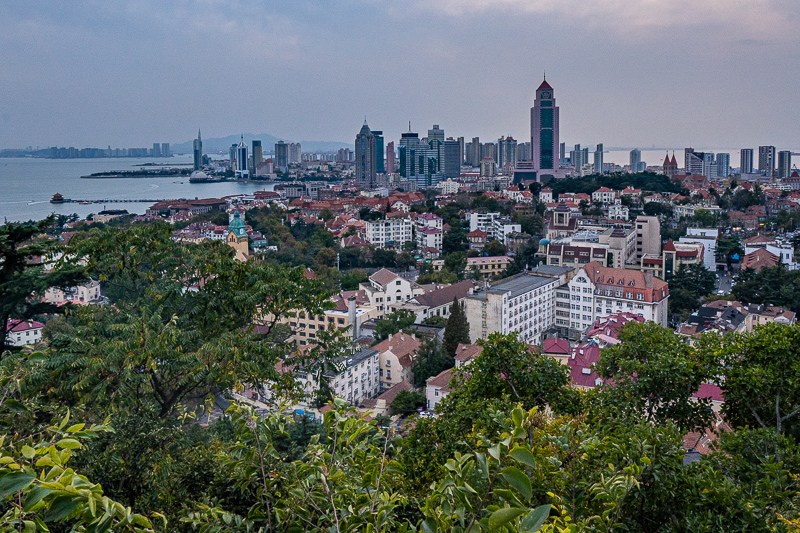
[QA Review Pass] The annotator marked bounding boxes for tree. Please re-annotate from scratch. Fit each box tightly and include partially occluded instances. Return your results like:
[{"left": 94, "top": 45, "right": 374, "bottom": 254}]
[
  {"left": 1, "top": 217, "right": 86, "bottom": 348},
  {"left": 31, "top": 223, "right": 339, "bottom": 419},
  {"left": 668, "top": 263, "right": 717, "bottom": 318},
  {"left": 374, "top": 310, "right": 416, "bottom": 342},
  {"left": 319, "top": 207, "right": 334, "bottom": 221},
  {"left": 341, "top": 269, "right": 368, "bottom": 291},
  {"left": 643, "top": 202, "right": 672, "bottom": 217},
  {"left": 411, "top": 337, "right": 451, "bottom": 388},
  {"left": 483, "top": 239, "right": 506, "bottom": 256},
  {"left": 692, "top": 209, "right": 717, "bottom": 227},
  {"left": 390, "top": 390, "right": 426, "bottom": 415},
  {"left": 442, "top": 224, "right": 468, "bottom": 255},
  {"left": 442, "top": 297, "right": 470, "bottom": 358},
  {"left": 443, "top": 251, "right": 467, "bottom": 280},
  {"left": 717, "top": 323, "right": 800, "bottom": 439},
  {"left": 422, "top": 315, "right": 447, "bottom": 327},
  {"left": 716, "top": 236, "right": 744, "bottom": 268},
  {"left": 732, "top": 265, "right": 800, "bottom": 313},
  {"left": 594, "top": 321, "right": 715, "bottom": 432}
]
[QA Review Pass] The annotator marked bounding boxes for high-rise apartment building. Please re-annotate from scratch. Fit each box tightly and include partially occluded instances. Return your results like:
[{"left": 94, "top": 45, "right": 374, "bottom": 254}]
[
  {"left": 427, "top": 124, "right": 445, "bottom": 176},
  {"left": 481, "top": 142, "right": 496, "bottom": 162},
  {"left": 274, "top": 141, "right": 289, "bottom": 172},
  {"left": 635, "top": 216, "right": 661, "bottom": 260},
  {"left": 740, "top": 149, "right": 754, "bottom": 174},
  {"left": 570, "top": 144, "right": 589, "bottom": 172},
  {"left": 386, "top": 141, "right": 395, "bottom": 173},
  {"left": 716, "top": 152, "right": 730, "bottom": 177},
  {"left": 235, "top": 135, "right": 249, "bottom": 179},
  {"left": 593, "top": 144, "right": 604, "bottom": 174},
  {"left": 457, "top": 137, "right": 465, "bottom": 165},
  {"left": 778, "top": 150, "right": 792, "bottom": 179},
  {"left": 759, "top": 146, "right": 776, "bottom": 173},
  {"left": 372, "top": 131, "right": 384, "bottom": 173},
  {"left": 470, "top": 137, "right": 481, "bottom": 167},
  {"left": 517, "top": 142, "right": 531, "bottom": 162},
  {"left": 192, "top": 130, "right": 202, "bottom": 171},
  {"left": 444, "top": 138, "right": 461, "bottom": 178},
  {"left": 252, "top": 140, "right": 263, "bottom": 169},
  {"left": 152, "top": 143, "right": 161, "bottom": 158},
  {"left": 685, "top": 148, "right": 716, "bottom": 178},
  {"left": 497, "top": 136, "right": 518, "bottom": 169},
  {"left": 630, "top": 149, "right": 642, "bottom": 173},
  {"left": 288, "top": 142, "right": 302, "bottom": 164},
  {"left": 530, "top": 76, "right": 559, "bottom": 176},
  {"left": 398, "top": 129, "right": 421, "bottom": 179},
  {"left": 161, "top": 143, "right": 171, "bottom": 157},
  {"left": 355, "top": 120, "right": 377, "bottom": 189},
  {"left": 559, "top": 142, "right": 566, "bottom": 161}
]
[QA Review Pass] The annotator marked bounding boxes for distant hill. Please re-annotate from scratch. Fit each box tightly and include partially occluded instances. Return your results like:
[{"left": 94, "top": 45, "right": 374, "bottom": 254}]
[{"left": 171, "top": 133, "right": 350, "bottom": 155}]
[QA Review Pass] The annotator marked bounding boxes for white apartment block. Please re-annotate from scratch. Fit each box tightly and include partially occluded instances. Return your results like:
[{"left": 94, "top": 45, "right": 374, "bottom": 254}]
[
  {"left": 464, "top": 274, "right": 560, "bottom": 345},
  {"left": 592, "top": 187, "right": 616, "bottom": 204},
  {"left": 680, "top": 227, "right": 719, "bottom": 271},
  {"left": 436, "top": 179, "right": 460, "bottom": 195},
  {"left": 365, "top": 217, "right": 413, "bottom": 249},
  {"left": 469, "top": 212, "right": 500, "bottom": 236},
  {"left": 359, "top": 268, "right": 423, "bottom": 318},
  {"left": 292, "top": 348, "right": 380, "bottom": 407},
  {"left": 557, "top": 261, "right": 669, "bottom": 339}
]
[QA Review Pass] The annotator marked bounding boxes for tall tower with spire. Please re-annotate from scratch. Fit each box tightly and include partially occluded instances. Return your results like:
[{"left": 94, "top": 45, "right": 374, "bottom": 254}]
[
  {"left": 530, "top": 75, "right": 559, "bottom": 176},
  {"left": 235, "top": 134, "right": 249, "bottom": 179},
  {"left": 192, "top": 129, "right": 203, "bottom": 170},
  {"left": 355, "top": 119, "right": 377, "bottom": 189}
]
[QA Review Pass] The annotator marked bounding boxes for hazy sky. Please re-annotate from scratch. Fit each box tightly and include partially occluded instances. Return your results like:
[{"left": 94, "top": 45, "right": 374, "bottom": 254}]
[{"left": 2, "top": 1, "right": 798, "bottom": 151}]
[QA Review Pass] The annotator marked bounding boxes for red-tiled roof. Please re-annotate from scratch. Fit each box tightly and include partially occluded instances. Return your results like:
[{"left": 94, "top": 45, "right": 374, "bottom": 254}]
[{"left": 542, "top": 338, "right": 570, "bottom": 354}]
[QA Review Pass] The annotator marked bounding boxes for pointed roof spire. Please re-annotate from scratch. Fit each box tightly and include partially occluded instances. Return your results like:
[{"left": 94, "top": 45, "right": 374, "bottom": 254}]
[
  {"left": 537, "top": 73, "right": 553, "bottom": 91},
  {"left": 408, "top": 120, "right": 412, "bottom": 132},
  {"left": 664, "top": 152, "right": 671, "bottom": 166},
  {"left": 197, "top": 129, "right": 201, "bottom": 140},
  {"left": 670, "top": 152, "right": 677, "bottom": 165}
]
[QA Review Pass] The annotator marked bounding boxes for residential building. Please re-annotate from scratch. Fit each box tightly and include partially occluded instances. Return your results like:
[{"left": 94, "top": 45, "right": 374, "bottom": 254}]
[
  {"left": 635, "top": 216, "right": 661, "bottom": 260},
  {"left": 372, "top": 331, "right": 421, "bottom": 392},
  {"left": 542, "top": 338, "right": 571, "bottom": 365},
  {"left": 759, "top": 145, "right": 776, "bottom": 173},
  {"left": 593, "top": 144, "right": 604, "bottom": 174},
  {"left": 5, "top": 319, "right": 44, "bottom": 347},
  {"left": 359, "top": 268, "right": 423, "bottom": 318},
  {"left": 364, "top": 216, "right": 413, "bottom": 249},
  {"left": 539, "top": 187, "right": 553, "bottom": 203},
  {"left": 530, "top": 76, "right": 559, "bottom": 177},
  {"left": 282, "top": 294, "right": 378, "bottom": 347},
  {"left": 740, "top": 148, "right": 754, "bottom": 175},
  {"left": 355, "top": 121, "right": 377, "bottom": 189},
  {"left": 592, "top": 187, "right": 616, "bottom": 204},
  {"left": 288, "top": 142, "right": 302, "bottom": 164},
  {"left": 679, "top": 228, "right": 719, "bottom": 271},
  {"left": 430, "top": 256, "right": 513, "bottom": 280},
  {"left": 44, "top": 279, "right": 102, "bottom": 305},
  {"left": 274, "top": 141, "right": 289, "bottom": 172},
  {"left": 467, "top": 229, "right": 488, "bottom": 250},
  {"left": 743, "top": 235, "right": 797, "bottom": 269},
  {"left": 497, "top": 136, "right": 518, "bottom": 169},
  {"left": 394, "top": 280, "right": 476, "bottom": 323},
  {"left": 464, "top": 273, "right": 560, "bottom": 344},
  {"left": 640, "top": 240, "right": 704, "bottom": 280},
  {"left": 716, "top": 152, "right": 730, "bottom": 177},
  {"left": 556, "top": 262, "right": 669, "bottom": 339},
  {"left": 778, "top": 151, "right": 792, "bottom": 179},
  {"left": 327, "top": 348, "right": 380, "bottom": 406},
  {"left": 629, "top": 149, "right": 642, "bottom": 173},
  {"left": 685, "top": 148, "right": 716, "bottom": 178},
  {"left": 425, "top": 343, "right": 482, "bottom": 411}
]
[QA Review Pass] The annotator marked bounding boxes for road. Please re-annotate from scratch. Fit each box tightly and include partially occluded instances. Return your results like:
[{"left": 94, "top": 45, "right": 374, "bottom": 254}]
[{"left": 716, "top": 271, "right": 734, "bottom": 295}]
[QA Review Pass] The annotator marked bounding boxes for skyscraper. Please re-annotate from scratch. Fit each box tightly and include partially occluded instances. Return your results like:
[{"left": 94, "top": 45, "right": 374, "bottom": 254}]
[
  {"left": 470, "top": 137, "right": 481, "bottom": 167},
  {"left": 740, "top": 149, "right": 754, "bottom": 174},
  {"left": 530, "top": 75, "right": 559, "bottom": 177},
  {"left": 288, "top": 143, "right": 302, "bottom": 164},
  {"left": 192, "top": 130, "right": 202, "bottom": 171},
  {"left": 386, "top": 141, "right": 395, "bottom": 173},
  {"left": 497, "top": 137, "right": 517, "bottom": 169},
  {"left": 152, "top": 143, "right": 161, "bottom": 158},
  {"left": 778, "top": 150, "right": 792, "bottom": 179},
  {"left": 161, "top": 143, "right": 171, "bottom": 157},
  {"left": 593, "top": 144, "right": 604, "bottom": 174},
  {"left": 274, "top": 141, "right": 288, "bottom": 172},
  {"left": 355, "top": 120, "right": 377, "bottom": 189},
  {"left": 252, "top": 140, "right": 263, "bottom": 169},
  {"left": 559, "top": 142, "right": 566, "bottom": 161},
  {"left": 759, "top": 145, "right": 776, "bottom": 174},
  {"left": 685, "top": 148, "right": 716, "bottom": 178},
  {"left": 457, "top": 137, "right": 465, "bottom": 165},
  {"left": 399, "top": 129, "right": 420, "bottom": 178},
  {"left": 427, "top": 124, "right": 445, "bottom": 175},
  {"left": 630, "top": 149, "right": 642, "bottom": 173},
  {"left": 444, "top": 138, "right": 461, "bottom": 178},
  {"left": 716, "top": 152, "right": 730, "bottom": 177},
  {"left": 235, "top": 135, "right": 249, "bottom": 179},
  {"left": 372, "top": 131, "right": 385, "bottom": 173}
]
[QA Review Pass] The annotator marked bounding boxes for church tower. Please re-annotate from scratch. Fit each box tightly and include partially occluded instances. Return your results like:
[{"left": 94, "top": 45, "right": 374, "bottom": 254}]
[{"left": 226, "top": 209, "right": 249, "bottom": 260}]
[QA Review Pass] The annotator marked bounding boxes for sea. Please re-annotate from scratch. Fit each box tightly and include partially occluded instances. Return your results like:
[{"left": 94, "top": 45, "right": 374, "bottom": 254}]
[
  {"left": 0, "top": 154, "right": 278, "bottom": 222},
  {"left": 0, "top": 149, "right": 742, "bottom": 222}
]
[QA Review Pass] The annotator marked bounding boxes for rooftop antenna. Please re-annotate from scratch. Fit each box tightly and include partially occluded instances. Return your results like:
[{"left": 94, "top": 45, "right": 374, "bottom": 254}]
[{"left": 408, "top": 121, "right": 412, "bottom": 132}]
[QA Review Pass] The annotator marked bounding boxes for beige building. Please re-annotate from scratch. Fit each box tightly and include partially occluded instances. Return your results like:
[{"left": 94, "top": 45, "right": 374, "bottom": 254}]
[
  {"left": 464, "top": 274, "right": 560, "bottom": 344},
  {"left": 44, "top": 279, "right": 102, "bottom": 305},
  {"left": 430, "top": 256, "right": 513, "bottom": 280},
  {"left": 635, "top": 216, "right": 661, "bottom": 260},
  {"left": 282, "top": 294, "right": 378, "bottom": 347},
  {"left": 371, "top": 331, "right": 422, "bottom": 392},
  {"left": 640, "top": 240, "right": 704, "bottom": 280}
]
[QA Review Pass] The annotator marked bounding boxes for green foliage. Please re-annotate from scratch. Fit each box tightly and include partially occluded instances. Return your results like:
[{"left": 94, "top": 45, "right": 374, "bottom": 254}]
[
  {"left": 594, "top": 322, "right": 715, "bottom": 432},
  {"left": 391, "top": 390, "right": 426, "bottom": 415},
  {"left": 668, "top": 263, "right": 717, "bottom": 319},
  {"left": 483, "top": 239, "right": 506, "bottom": 257},
  {"left": 1, "top": 216, "right": 87, "bottom": 348},
  {"left": 716, "top": 236, "right": 744, "bottom": 267},
  {"left": 341, "top": 269, "right": 368, "bottom": 291},
  {"left": 549, "top": 172, "right": 683, "bottom": 197},
  {"left": 732, "top": 264, "right": 800, "bottom": 313},
  {"left": 442, "top": 224, "right": 469, "bottom": 255},
  {"left": 715, "top": 323, "right": 800, "bottom": 438},
  {"left": 422, "top": 315, "right": 447, "bottom": 327},
  {"left": 374, "top": 311, "right": 417, "bottom": 342},
  {"left": 411, "top": 337, "right": 452, "bottom": 389},
  {"left": 443, "top": 298, "right": 470, "bottom": 358},
  {"left": 643, "top": 202, "right": 672, "bottom": 217},
  {"left": 444, "top": 252, "right": 467, "bottom": 280}
]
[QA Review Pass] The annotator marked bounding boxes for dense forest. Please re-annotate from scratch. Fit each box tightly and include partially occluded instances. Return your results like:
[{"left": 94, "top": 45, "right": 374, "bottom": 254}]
[{"left": 1, "top": 220, "right": 799, "bottom": 532}]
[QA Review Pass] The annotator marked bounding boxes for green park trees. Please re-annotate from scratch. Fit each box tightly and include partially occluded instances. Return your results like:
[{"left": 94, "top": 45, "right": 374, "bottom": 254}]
[
  {"left": 443, "top": 297, "right": 470, "bottom": 357},
  {"left": 667, "top": 262, "right": 717, "bottom": 319}
]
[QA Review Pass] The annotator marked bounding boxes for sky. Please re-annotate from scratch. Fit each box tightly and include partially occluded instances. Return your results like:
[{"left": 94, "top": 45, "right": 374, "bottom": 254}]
[{"left": 1, "top": 0, "right": 799, "bottom": 152}]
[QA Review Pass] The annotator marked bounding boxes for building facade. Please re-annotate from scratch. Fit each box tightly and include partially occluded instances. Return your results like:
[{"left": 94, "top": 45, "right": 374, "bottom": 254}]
[
  {"left": 530, "top": 76, "right": 559, "bottom": 177},
  {"left": 355, "top": 121, "right": 377, "bottom": 189}
]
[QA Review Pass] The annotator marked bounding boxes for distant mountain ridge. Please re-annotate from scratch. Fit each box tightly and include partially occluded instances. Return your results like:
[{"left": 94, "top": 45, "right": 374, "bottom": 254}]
[{"left": 171, "top": 133, "right": 350, "bottom": 154}]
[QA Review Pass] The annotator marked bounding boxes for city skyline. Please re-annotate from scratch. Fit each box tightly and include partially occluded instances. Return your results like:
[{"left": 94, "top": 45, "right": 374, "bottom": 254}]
[{"left": 1, "top": 2, "right": 799, "bottom": 150}]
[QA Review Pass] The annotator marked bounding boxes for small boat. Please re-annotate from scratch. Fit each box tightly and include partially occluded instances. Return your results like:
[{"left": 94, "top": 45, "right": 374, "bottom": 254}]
[{"left": 79, "top": 202, "right": 92, "bottom": 205}]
